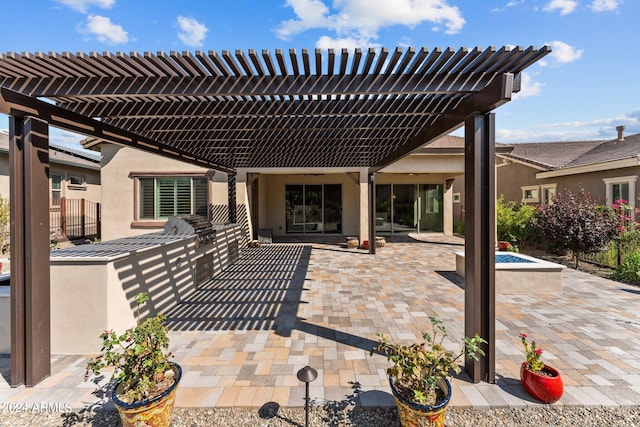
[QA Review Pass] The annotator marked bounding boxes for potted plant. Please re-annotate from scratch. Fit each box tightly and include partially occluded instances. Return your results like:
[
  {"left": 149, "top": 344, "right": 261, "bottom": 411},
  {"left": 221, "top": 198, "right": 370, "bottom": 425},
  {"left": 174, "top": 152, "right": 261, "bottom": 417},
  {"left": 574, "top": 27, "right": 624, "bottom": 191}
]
[
  {"left": 85, "top": 293, "right": 181, "bottom": 427},
  {"left": 519, "top": 333, "right": 563, "bottom": 403},
  {"left": 497, "top": 240, "right": 511, "bottom": 251},
  {"left": 372, "top": 316, "right": 486, "bottom": 427}
]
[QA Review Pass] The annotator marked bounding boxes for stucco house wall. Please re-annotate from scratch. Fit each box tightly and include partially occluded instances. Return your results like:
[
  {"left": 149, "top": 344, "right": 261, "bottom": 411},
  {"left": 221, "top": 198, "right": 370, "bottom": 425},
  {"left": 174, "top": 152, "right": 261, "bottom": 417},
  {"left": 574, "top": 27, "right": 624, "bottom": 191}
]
[
  {"left": 98, "top": 135, "right": 467, "bottom": 240},
  {"left": 0, "top": 131, "right": 100, "bottom": 205},
  {"left": 496, "top": 162, "right": 543, "bottom": 203},
  {"left": 497, "top": 161, "right": 640, "bottom": 207},
  {"left": 100, "top": 144, "right": 227, "bottom": 241},
  {"left": 256, "top": 173, "right": 361, "bottom": 237}
]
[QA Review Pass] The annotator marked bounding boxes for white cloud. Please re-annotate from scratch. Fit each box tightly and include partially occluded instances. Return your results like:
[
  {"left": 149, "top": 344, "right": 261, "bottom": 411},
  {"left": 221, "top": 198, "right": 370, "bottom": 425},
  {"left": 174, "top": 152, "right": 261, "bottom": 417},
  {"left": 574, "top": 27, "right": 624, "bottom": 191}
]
[
  {"left": 276, "top": 0, "right": 465, "bottom": 47},
  {"left": 81, "top": 15, "right": 128, "bottom": 44},
  {"left": 177, "top": 16, "right": 209, "bottom": 47},
  {"left": 512, "top": 72, "right": 543, "bottom": 100},
  {"left": 590, "top": 0, "right": 622, "bottom": 12},
  {"left": 497, "top": 110, "right": 640, "bottom": 143},
  {"left": 49, "top": 128, "right": 90, "bottom": 150},
  {"left": 55, "top": 0, "right": 115, "bottom": 13},
  {"left": 543, "top": 0, "right": 578, "bottom": 15},
  {"left": 539, "top": 41, "right": 583, "bottom": 66},
  {"left": 492, "top": 0, "right": 525, "bottom": 13},
  {"left": 316, "top": 35, "right": 376, "bottom": 51}
]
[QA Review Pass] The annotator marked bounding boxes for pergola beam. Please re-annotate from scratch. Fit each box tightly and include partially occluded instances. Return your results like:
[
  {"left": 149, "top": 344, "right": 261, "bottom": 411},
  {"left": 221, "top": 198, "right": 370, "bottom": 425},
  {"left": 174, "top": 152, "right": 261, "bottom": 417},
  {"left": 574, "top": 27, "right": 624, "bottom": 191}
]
[
  {"left": 0, "top": 86, "right": 236, "bottom": 174},
  {"left": 369, "top": 73, "right": 514, "bottom": 172},
  {"left": 5, "top": 73, "right": 493, "bottom": 98}
]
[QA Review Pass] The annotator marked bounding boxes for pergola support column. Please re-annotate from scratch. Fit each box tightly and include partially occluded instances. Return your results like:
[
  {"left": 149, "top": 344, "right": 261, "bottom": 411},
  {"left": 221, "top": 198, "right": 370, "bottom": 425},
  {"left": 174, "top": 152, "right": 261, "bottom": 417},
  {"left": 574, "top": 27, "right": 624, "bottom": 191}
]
[
  {"left": 464, "top": 112, "right": 496, "bottom": 383},
  {"left": 9, "top": 116, "right": 51, "bottom": 387},
  {"left": 228, "top": 174, "right": 237, "bottom": 223},
  {"left": 368, "top": 173, "right": 376, "bottom": 255}
]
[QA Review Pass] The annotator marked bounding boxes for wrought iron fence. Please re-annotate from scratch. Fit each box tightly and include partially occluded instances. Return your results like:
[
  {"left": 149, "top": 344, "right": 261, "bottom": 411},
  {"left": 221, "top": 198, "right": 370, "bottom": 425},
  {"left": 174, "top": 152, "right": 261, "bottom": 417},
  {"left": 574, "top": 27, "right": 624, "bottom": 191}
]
[
  {"left": 50, "top": 198, "right": 101, "bottom": 241},
  {"left": 579, "top": 237, "right": 640, "bottom": 269}
]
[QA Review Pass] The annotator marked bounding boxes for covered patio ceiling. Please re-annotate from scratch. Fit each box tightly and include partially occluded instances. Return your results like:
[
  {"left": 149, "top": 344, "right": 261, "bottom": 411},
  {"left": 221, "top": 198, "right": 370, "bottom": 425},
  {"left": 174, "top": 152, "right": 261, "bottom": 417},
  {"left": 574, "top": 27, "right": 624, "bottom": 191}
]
[{"left": 0, "top": 46, "right": 549, "bottom": 173}]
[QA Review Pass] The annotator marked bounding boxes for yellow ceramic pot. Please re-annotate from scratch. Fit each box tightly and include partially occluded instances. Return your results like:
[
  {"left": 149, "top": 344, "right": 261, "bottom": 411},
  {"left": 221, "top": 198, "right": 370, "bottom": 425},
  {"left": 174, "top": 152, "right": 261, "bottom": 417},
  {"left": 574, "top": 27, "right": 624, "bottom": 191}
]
[
  {"left": 389, "top": 376, "right": 451, "bottom": 427},
  {"left": 112, "top": 363, "right": 181, "bottom": 427}
]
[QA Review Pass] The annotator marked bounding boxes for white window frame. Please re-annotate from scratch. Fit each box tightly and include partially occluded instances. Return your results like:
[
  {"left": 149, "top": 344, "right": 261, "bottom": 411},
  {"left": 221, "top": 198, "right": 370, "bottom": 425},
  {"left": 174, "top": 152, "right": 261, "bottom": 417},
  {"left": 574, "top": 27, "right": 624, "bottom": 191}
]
[
  {"left": 604, "top": 175, "right": 637, "bottom": 218},
  {"left": 540, "top": 184, "right": 557, "bottom": 206},
  {"left": 69, "top": 175, "right": 85, "bottom": 186},
  {"left": 137, "top": 176, "right": 209, "bottom": 221},
  {"left": 452, "top": 192, "right": 461, "bottom": 203},
  {"left": 68, "top": 174, "right": 87, "bottom": 190},
  {"left": 51, "top": 173, "right": 62, "bottom": 201},
  {"left": 521, "top": 185, "right": 540, "bottom": 204}
]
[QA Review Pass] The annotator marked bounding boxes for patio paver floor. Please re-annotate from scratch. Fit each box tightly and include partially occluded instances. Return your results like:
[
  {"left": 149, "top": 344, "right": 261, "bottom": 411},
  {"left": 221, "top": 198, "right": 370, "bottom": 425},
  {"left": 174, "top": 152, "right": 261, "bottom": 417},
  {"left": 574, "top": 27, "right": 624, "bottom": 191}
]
[{"left": 2, "top": 233, "right": 640, "bottom": 411}]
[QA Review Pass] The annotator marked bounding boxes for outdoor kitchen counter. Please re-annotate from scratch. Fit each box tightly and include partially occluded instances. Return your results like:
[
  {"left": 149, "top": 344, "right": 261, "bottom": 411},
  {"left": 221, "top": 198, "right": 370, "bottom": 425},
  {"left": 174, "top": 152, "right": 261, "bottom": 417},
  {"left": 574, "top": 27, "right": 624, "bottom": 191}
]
[
  {"left": 50, "top": 224, "right": 237, "bottom": 262},
  {"left": 47, "top": 224, "right": 246, "bottom": 354}
]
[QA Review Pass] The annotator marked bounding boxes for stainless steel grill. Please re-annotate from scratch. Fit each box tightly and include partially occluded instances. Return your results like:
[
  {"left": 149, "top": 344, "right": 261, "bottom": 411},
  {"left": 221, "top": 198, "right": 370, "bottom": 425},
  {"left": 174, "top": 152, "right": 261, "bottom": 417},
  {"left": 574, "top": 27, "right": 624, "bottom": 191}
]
[{"left": 164, "top": 214, "right": 217, "bottom": 246}]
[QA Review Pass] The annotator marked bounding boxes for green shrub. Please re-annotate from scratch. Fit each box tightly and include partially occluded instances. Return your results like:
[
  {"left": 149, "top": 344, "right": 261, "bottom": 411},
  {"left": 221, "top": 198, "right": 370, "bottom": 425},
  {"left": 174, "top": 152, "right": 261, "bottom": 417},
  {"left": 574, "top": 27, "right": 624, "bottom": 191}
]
[
  {"left": 496, "top": 196, "right": 537, "bottom": 248},
  {"left": 613, "top": 251, "right": 640, "bottom": 283},
  {"left": 454, "top": 221, "right": 465, "bottom": 235}
]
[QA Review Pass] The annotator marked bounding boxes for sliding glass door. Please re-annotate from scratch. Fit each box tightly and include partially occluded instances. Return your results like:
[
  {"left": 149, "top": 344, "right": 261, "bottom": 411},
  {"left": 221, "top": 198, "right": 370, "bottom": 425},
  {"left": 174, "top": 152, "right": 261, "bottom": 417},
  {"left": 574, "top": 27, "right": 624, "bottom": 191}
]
[
  {"left": 285, "top": 184, "right": 342, "bottom": 234},
  {"left": 375, "top": 183, "right": 443, "bottom": 233}
]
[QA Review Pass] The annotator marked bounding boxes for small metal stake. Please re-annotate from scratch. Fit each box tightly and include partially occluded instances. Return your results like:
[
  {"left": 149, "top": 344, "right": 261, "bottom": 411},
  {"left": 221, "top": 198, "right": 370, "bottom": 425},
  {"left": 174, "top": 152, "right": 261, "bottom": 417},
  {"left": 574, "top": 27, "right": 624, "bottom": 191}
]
[{"left": 297, "top": 365, "right": 317, "bottom": 427}]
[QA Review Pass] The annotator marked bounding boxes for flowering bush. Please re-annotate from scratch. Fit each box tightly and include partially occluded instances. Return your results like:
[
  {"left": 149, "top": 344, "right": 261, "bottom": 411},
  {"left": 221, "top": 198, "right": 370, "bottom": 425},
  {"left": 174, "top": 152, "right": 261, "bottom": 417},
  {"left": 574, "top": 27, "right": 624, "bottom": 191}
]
[
  {"left": 84, "top": 293, "right": 175, "bottom": 403},
  {"left": 611, "top": 199, "right": 640, "bottom": 234},
  {"left": 519, "top": 333, "right": 544, "bottom": 372}
]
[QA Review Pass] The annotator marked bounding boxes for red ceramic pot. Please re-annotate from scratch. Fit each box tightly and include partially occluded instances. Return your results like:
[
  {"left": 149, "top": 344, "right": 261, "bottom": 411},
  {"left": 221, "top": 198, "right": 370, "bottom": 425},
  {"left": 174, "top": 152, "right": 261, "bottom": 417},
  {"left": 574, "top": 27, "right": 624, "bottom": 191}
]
[
  {"left": 497, "top": 241, "right": 510, "bottom": 251},
  {"left": 520, "top": 362, "right": 564, "bottom": 403}
]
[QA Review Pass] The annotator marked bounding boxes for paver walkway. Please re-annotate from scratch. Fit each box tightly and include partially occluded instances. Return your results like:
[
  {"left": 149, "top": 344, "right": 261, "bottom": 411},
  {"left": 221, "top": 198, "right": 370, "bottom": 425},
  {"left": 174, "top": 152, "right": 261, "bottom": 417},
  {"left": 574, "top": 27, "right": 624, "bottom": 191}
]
[{"left": 2, "top": 233, "right": 640, "bottom": 412}]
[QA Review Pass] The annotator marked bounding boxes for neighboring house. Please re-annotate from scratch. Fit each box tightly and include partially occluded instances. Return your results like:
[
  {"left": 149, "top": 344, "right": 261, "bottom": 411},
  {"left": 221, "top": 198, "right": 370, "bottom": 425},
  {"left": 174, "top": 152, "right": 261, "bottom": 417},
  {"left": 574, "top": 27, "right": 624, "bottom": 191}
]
[
  {"left": 0, "top": 130, "right": 101, "bottom": 240},
  {"left": 495, "top": 126, "right": 640, "bottom": 212},
  {"left": 83, "top": 135, "right": 469, "bottom": 241}
]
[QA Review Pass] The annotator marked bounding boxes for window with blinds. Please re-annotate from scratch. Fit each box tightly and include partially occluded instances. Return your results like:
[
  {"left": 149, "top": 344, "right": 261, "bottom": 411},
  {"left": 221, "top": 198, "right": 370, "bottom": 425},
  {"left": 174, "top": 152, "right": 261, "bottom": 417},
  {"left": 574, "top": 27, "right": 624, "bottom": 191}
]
[{"left": 139, "top": 177, "right": 208, "bottom": 220}]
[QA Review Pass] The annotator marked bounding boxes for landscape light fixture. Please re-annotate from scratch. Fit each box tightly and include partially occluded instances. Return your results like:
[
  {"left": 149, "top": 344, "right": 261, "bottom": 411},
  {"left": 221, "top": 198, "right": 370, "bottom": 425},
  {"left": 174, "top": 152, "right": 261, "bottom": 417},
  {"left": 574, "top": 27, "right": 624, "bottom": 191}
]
[{"left": 297, "top": 365, "right": 318, "bottom": 427}]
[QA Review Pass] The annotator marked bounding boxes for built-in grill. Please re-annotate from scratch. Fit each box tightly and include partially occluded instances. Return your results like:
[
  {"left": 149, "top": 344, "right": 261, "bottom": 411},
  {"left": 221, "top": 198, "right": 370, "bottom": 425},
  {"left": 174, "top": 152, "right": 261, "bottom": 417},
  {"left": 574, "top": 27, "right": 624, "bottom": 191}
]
[{"left": 164, "top": 214, "right": 217, "bottom": 246}]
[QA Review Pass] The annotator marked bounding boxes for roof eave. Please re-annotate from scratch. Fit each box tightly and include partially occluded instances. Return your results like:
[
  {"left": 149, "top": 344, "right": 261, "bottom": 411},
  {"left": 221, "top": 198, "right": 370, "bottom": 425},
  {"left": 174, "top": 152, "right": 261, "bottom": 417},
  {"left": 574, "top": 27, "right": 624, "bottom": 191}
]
[{"left": 536, "top": 157, "right": 640, "bottom": 179}]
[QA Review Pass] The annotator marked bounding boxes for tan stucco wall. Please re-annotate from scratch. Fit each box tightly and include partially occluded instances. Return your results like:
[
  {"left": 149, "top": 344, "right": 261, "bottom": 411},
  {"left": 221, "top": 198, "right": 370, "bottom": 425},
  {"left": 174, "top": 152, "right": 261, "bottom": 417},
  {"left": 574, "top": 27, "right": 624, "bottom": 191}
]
[
  {"left": 0, "top": 156, "right": 9, "bottom": 201},
  {"left": 257, "top": 173, "right": 361, "bottom": 237},
  {"left": 252, "top": 171, "right": 458, "bottom": 237},
  {"left": 50, "top": 263, "right": 110, "bottom": 354},
  {"left": 101, "top": 144, "right": 215, "bottom": 240},
  {"left": 496, "top": 162, "right": 541, "bottom": 202},
  {"left": 381, "top": 154, "right": 464, "bottom": 174},
  {"left": 0, "top": 153, "right": 100, "bottom": 204},
  {"left": 497, "top": 162, "right": 640, "bottom": 206},
  {"left": 50, "top": 225, "right": 244, "bottom": 354},
  {"left": 50, "top": 163, "right": 101, "bottom": 204},
  {"left": 0, "top": 286, "right": 9, "bottom": 354},
  {"left": 546, "top": 167, "right": 640, "bottom": 205}
]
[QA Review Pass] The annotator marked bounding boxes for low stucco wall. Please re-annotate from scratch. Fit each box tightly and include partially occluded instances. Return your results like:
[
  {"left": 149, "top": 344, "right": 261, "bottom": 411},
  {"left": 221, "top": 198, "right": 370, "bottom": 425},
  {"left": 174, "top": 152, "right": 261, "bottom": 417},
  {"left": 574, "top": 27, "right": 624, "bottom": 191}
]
[
  {"left": 455, "top": 251, "right": 565, "bottom": 294},
  {"left": 49, "top": 224, "right": 245, "bottom": 354},
  {"left": 0, "top": 286, "right": 9, "bottom": 354}
]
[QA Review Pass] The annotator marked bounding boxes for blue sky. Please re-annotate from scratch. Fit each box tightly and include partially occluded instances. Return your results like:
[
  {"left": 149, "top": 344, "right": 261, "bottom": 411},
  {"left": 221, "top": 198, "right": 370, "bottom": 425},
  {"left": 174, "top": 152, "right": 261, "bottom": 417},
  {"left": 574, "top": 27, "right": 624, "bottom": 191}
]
[{"left": 1, "top": 0, "right": 638, "bottom": 150}]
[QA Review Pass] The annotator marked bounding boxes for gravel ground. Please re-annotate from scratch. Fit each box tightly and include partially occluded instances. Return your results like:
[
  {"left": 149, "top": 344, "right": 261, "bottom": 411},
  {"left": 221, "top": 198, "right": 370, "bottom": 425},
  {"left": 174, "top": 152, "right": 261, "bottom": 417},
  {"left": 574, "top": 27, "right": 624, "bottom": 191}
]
[{"left": 2, "top": 406, "right": 640, "bottom": 426}]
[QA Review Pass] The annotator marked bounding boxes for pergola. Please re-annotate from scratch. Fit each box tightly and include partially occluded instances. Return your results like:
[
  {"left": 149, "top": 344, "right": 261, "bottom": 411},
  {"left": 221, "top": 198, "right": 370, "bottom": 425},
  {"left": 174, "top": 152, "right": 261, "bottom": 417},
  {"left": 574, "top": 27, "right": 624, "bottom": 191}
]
[{"left": 0, "top": 46, "right": 550, "bottom": 387}]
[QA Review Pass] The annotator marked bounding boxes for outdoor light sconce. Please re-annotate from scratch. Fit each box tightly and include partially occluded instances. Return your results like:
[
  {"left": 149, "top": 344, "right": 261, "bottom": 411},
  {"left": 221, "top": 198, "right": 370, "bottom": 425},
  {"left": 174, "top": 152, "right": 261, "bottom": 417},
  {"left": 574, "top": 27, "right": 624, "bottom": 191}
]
[{"left": 297, "top": 365, "right": 317, "bottom": 427}]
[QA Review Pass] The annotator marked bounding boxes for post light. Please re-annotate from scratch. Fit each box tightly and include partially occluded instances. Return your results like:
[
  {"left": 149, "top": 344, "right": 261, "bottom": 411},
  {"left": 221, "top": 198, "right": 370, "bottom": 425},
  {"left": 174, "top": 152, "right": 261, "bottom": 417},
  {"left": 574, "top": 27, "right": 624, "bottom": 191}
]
[{"left": 297, "top": 365, "right": 317, "bottom": 427}]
